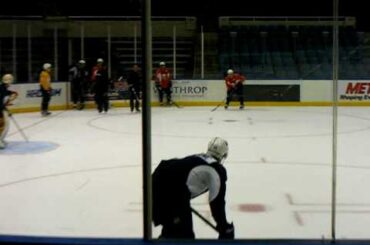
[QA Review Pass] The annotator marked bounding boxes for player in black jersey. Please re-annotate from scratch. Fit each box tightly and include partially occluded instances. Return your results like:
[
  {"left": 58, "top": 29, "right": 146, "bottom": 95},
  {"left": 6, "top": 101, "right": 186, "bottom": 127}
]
[
  {"left": 126, "top": 64, "right": 142, "bottom": 112},
  {"left": 152, "top": 137, "right": 234, "bottom": 239}
]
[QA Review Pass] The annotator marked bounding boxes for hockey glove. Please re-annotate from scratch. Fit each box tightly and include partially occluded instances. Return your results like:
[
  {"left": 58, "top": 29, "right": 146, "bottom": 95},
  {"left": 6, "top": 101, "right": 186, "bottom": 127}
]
[{"left": 217, "top": 222, "right": 234, "bottom": 239}]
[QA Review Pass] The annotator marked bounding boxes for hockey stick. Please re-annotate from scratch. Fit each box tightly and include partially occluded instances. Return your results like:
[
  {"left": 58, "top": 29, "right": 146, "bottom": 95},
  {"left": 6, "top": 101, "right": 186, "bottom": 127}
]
[
  {"left": 4, "top": 108, "right": 29, "bottom": 142},
  {"left": 211, "top": 85, "right": 242, "bottom": 112},
  {"left": 211, "top": 98, "right": 227, "bottom": 112},
  {"left": 190, "top": 207, "right": 218, "bottom": 232},
  {"left": 170, "top": 99, "right": 182, "bottom": 109},
  {"left": 279, "top": 84, "right": 295, "bottom": 99},
  {"left": 153, "top": 84, "right": 182, "bottom": 108}
]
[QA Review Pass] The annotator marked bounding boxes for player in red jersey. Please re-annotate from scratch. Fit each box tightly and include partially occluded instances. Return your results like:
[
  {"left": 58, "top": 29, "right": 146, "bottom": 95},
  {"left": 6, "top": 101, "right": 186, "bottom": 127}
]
[
  {"left": 154, "top": 61, "right": 172, "bottom": 105},
  {"left": 224, "top": 69, "right": 245, "bottom": 109}
]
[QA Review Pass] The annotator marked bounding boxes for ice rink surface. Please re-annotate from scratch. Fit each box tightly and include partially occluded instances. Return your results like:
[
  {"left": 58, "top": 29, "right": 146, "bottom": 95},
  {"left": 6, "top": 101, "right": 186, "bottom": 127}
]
[{"left": 1, "top": 106, "right": 370, "bottom": 239}]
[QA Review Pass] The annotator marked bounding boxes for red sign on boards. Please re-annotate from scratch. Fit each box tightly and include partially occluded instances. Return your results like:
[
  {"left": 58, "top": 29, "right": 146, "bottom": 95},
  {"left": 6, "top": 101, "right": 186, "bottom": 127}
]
[{"left": 345, "top": 82, "right": 370, "bottom": 94}]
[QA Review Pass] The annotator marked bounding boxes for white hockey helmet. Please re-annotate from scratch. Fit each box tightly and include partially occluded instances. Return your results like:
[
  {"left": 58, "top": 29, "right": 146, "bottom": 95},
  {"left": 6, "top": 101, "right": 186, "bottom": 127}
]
[
  {"left": 43, "top": 63, "right": 52, "bottom": 70},
  {"left": 207, "top": 137, "right": 229, "bottom": 163},
  {"left": 97, "top": 58, "right": 104, "bottom": 63},
  {"left": 2, "top": 74, "right": 14, "bottom": 84},
  {"left": 227, "top": 69, "right": 234, "bottom": 75},
  {"left": 159, "top": 61, "right": 165, "bottom": 66},
  {"left": 78, "top": 59, "right": 86, "bottom": 64}
]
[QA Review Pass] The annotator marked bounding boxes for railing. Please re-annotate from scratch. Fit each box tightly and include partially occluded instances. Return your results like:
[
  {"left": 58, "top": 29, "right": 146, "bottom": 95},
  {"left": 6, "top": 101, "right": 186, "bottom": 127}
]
[{"left": 219, "top": 16, "right": 356, "bottom": 27}]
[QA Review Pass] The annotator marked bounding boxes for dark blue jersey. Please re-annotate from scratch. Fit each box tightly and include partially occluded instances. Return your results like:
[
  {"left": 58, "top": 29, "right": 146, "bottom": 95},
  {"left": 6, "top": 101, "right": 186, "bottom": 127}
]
[
  {"left": 0, "top": 83, "right": 12, "bottom": 111},
  {"left": 152, "top": 153, "right": 228, "bottom": 227}
]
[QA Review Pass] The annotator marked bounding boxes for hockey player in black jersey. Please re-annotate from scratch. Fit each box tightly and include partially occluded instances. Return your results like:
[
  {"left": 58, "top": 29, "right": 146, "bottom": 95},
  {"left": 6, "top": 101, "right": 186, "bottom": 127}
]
[
  {"left": 126, "top": 64, "right": 142, "bottom": 112},
  {"left": 152, "top": 137, "right": 234, "bottom": 239}
]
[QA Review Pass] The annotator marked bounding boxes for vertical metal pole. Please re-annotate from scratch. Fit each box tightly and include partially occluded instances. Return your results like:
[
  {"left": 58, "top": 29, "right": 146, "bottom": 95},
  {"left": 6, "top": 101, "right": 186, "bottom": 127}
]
[
  {"left": 201, "top": 25, "right": 204, "bottom": 79},
  {"left": 12, "top": 23, "right": 17, "bottom": 80},
  {"left": 54, "top": 26, "right": 58, "bottom": 81},
  {"left": 68, "top": 39, "right": 72, "bottom": 66},
  {"left": 107, "top": 25, "right": 112, "bottom": 78},
  {"left": 27, "top": 24, "right": 32, "bottom": 82},
  {"left": 134, "top": 24, "right": 137, "bottom": 64},
  {"left": 81, "top": 23, "right": 85, "bottom": 59},
  {"left": 0, "top": 40, "right": 2, "bottom": 70},
  {"left": 0, "top": 39, "right": 2, "bottom": 72},
  {"left": 331, "top": 0, "right": 339, "bottom": 241},
  {"left": 173, "top": 25, "right": 176, "bottom": 79},
  {"left": 67, "top": 39, "right": 72, "bottom": 109},
  {"left": 142, "top": 0, "right": 152, "bottom": 240}
]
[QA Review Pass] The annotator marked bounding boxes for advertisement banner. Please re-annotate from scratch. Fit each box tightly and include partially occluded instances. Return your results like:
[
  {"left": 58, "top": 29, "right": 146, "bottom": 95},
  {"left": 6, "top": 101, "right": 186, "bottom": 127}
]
[
  {"left": 244, "top": 84, "right": 300, "bottom": 101},
  {"left": 83, "top": 80, "right": 130, "bottom": 101},
  {"left": 9, "top": 82, "right": 67, "bottom": 109},
  {"left": 152, "top": 80, "right": 225, "bottom": 102},
  {"left": 339, "top": 81, "right": 370, "bottom": 101}
]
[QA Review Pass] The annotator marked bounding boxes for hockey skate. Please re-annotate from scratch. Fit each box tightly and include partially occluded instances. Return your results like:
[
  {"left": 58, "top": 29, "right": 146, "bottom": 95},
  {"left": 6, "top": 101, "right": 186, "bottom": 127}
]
[
  {"left": 42, "top": 111, "right": 51, "bottom": 116},
  {"left": 77, "top": 103, "right": 85, "bottom": 110},
  {"left": 0, "top": 139, "right": 6, "bottom": 149}
]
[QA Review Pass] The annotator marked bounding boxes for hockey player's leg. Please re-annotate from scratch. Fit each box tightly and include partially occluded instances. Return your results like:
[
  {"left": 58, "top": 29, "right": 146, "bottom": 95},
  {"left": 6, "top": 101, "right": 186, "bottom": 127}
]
[
  {"left": 0, "top": 112, "right": 9, "bottom": 149},
  {"left": 78, "top": 101, "right": 85, "bottom": 110},
  {"left": 71, "top": 83, "right": 78, "bottom": 107},
  {"left": 225, "top": 91, "right": 231, "bottom": 109},
  {"left": 77, "top": 102, "right": 84, "bottom": 110},
  {"left": 41, "top": 92, "right": 47, "bottom": 115},
  {"left": 129, "top": 91, "right": 135, "bottom": 112},
  {"left": 159, "top": 89, "right": 164, "bottom": 106},
  {"left": 45, "top": 93, "right": 51, "bottom": 114},
  {"left": 238, "top": 90, "right": 244, "bottom": 110},
  {"left": 166, "top": 88, "right": 172, "bottom": 105},
  {"left": 0, "top": 116, "right": 5, "bottom": 148},
  {"left": 79, "top": 89, "right": 85, "bottom": 110},
  {"left": 95, "top": 94, "right": 103, "bottom": 113},
  {"left": 103, "top": 95, "right": 109, "bottom": 113},
  {"left": 135, "top": 99, "right": 140, "bottom": 112},
  {"left": 41, "top": 91, "right": 51, "bottom": 116},
  {"left": 160, "top": 204, "right": 194, "bottom": 239}
]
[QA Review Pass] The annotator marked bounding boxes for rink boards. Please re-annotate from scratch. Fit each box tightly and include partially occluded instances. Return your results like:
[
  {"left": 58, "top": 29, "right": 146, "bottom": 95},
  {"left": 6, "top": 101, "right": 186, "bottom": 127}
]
[{"left": 6, "top": 80, "right": 370, "bottom": 113}]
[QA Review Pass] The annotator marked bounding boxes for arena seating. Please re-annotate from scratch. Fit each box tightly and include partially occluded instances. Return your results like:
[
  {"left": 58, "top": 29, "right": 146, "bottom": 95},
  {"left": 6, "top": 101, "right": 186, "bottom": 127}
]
[{"left": 218, "top": 25, "right": 370, "bottom": 79}]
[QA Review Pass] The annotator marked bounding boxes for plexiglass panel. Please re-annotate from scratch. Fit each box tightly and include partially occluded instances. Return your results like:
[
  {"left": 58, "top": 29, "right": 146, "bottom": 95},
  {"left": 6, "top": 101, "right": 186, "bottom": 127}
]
[
  {"left": 337, "top": 0, "right": 370, "bottom": 239},
  {"left": 1, "top": 0, "right": 368, "bottom": 242},
  {"left": 150, "top": 0, "right": 333, "bottom": 240}
]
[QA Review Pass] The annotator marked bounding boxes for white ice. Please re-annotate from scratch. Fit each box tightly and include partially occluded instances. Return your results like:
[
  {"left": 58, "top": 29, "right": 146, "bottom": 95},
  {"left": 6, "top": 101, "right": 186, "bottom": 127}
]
[{"left": 1, "top": 106, "right": 370, "bottom": 239}]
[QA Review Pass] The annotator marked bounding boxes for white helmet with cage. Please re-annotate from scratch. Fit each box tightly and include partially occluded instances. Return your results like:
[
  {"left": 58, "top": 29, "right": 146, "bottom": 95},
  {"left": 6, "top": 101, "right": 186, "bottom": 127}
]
[
  {"left": 207, "top": 137, "right": 229, "bottom": 164},
  {"left": 43, "top": 63, "right": 52, "bottom": 70},
  {"left": 227, "top": 69, "right": 234, "bottom": 75},
  {"left": 2, "top": 74, "right": 14, "bottom": 84}
]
